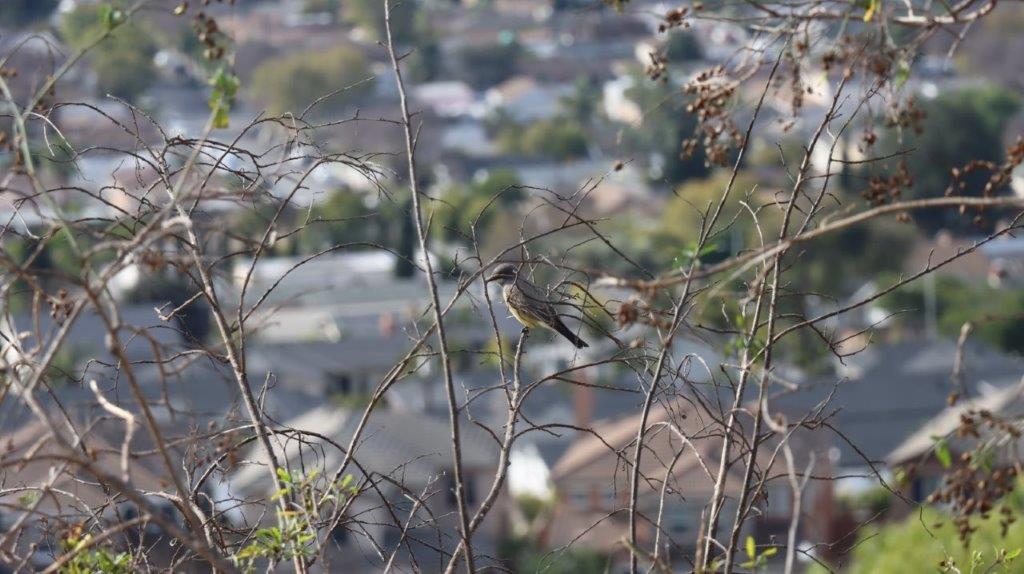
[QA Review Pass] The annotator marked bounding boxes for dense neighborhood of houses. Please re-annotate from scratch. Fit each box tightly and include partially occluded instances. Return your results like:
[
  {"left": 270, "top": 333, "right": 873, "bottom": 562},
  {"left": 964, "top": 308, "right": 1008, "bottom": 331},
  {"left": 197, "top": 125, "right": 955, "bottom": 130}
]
[{"left": 2, "top": 0, "right": 1024, "bottom": 571}]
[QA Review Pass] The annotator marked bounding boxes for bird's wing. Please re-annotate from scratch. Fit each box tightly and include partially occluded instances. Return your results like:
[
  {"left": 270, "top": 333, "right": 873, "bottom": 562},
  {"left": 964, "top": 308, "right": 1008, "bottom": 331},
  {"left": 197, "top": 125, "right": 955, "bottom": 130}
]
[{"left": 512, "top": 278, "right": 563, "bottom": 326}]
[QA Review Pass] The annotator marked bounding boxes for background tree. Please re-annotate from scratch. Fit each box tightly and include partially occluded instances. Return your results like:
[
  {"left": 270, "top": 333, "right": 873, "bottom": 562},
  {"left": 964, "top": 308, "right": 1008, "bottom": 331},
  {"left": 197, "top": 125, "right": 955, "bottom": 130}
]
[
  {"left": 664, "top": 30, "right": 703, "bottom": 63},
  {"left": 433, "top": 169, "right": 523, "bottom": 245},
  {"left": 60, "top": 5, "right": 158, "bottom": 100},
  {"left": 622, "top": 70, "right": 709, "bottom": 186},
  {"left": 891, "top": 85, "right": 1020, "bottom": 234},
  {"left": 250, "top": 45, "right": 372, "bottom": 115},
  {"left": 498, "top": 119, "right": 589, "bottom": 160},
  {"left": 456, "top": 41, "right": 521, "bottom": 89},
  {"left": 347, "top": 0, "right": 415, "bottom": 42}
]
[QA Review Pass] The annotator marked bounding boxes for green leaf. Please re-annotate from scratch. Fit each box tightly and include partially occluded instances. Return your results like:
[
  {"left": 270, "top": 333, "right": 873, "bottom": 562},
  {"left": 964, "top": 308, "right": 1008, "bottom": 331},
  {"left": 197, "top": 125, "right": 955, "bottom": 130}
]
[
  {"left": 932, "top": 436, "right": 952, "bottom": 469},
  {"left": 763, "top": 546, "right": 779, "bottom": 557},
  {"left": 895, "top": 60, "right": 911, "bottom": 88},
  {"left": 276, "top": 467, "right": 292, "bottom": 484},
  {"left": 863, "top": 0, "right": 879, "bottom": 21},
  {"left": 17, "top": 491, "right": 40, "bottom": 507},
  {"left": 746, "top": 535, "right": 756, "bottom": 559},
  {"left": 99, "top": 4, "right": 127, "bottom": 29},
  {"left": 1007, "top": 548, "right": 1022, "bottom": 560},
  {"left": 212, "top": 106, "right": 230, "bottom": 130},
  {"left": 208, "top": 67, "right": 240, "bottom": 129}
]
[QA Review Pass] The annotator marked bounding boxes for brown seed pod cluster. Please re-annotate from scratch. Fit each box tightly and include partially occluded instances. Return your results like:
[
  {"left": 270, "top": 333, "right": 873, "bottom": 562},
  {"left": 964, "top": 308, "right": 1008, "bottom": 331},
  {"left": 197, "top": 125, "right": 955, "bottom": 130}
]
[
  {"left": 616, "top": 295, "right": 670, "bottom": 330},
  {"left": 178, "top": 7, "right": 232, "bottom": 62},
  {"left": 947, "top": 136, "right": 1024, "bottom": 199},
  {"left": 645, "top": 51, "right": 669, "bottom": 83},
  {"left": 659, "top": 5, "right": 698, "bottom": 33},
  {"left": 886, "top": 96, "right": 926, "bottom": 135},
  {"left": 49, "top": 288, "right": 73, "bottom": 325},
  {"left": 682, "top": 66, "right": 742, "bottom": 167},
  {"left": 862, "top": 160, "right": 913, "bottom": 207},
  {"left": 926, "top": 409, "right": 1022, "bottom": 544}
]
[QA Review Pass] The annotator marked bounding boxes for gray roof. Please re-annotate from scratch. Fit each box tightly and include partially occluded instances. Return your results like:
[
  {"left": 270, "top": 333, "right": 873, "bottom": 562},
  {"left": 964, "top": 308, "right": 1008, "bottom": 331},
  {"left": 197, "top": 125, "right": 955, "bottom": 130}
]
[
  {"left": 775, "top": 339, "right": 1024, "bottom": 467},
  {"left": 5, "top": 305, "right": 186, "bottom": 368},
  {"left": 888, "top": 380, "right": 1024, "bottom": 465},
  {"left": 228, "top": 404, "right": 497, "bottom": 499}
]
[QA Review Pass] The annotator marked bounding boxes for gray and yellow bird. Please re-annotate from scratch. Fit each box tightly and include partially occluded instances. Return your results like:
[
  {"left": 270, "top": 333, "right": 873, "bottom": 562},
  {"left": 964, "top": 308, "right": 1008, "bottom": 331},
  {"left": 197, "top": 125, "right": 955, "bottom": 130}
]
[{"left": 486, "top": 263, "right": 589, "bottom": 349}]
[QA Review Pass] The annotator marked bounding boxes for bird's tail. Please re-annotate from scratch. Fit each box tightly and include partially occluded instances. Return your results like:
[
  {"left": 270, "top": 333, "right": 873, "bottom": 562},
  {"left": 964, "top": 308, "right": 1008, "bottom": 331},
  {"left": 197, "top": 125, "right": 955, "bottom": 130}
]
[{"left": 552, "top": 320, "right": 589, "bottom": 349}]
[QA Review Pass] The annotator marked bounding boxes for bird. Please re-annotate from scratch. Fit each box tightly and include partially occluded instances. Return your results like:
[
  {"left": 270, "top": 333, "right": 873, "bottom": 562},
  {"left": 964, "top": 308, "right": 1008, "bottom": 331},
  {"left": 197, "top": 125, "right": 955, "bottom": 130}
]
[{"left": 485, "top": 263, "right": 589, "bottom": 349}]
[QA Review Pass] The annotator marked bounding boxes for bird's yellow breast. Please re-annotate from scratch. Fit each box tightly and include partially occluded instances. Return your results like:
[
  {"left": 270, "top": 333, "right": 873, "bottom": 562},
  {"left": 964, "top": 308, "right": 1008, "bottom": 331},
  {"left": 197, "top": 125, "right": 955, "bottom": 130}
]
[{"left": 503, "top": 287, "right": 547, "bottom": 329}]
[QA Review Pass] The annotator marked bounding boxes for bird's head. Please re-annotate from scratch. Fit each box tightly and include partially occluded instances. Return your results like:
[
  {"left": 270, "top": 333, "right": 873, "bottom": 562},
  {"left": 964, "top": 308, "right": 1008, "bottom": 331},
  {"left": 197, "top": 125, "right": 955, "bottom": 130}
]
[{"left": 485, "top": 263, "right": 518, "bottom": 285}]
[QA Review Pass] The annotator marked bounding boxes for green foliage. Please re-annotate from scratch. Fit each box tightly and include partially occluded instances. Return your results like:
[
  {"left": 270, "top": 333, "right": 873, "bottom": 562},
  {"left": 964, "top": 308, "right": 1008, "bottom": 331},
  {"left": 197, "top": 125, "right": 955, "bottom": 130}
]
[
  {"left": 235, "top": 469, "right": 358, "bottom": 572},
  {"left": 60, "top": 5, "right": 157, "bottom": 100},
  {"left": 431, "top": 170, "right": 523, "bottom": 244},
  {"left": 877, "top": 275, "right": 1024, "bottom": 354},
  {"left": 304, "top": 0, "right": 340, "bottom": 21},
  {"left": 0, "top": 0, "right": 59, "bottom": 27},
  {"left": 499, "top": 536, "right": 609, "bottom": 574},
  {"left": 840, "top": 484, "right": 894, "bottom": 517},
  {"left": 740, "top": 535, "right": 779, "bottom": 570},
  {"left": 889, "top": 85, "right": 1020, "bottom": 234},
  {"left": 298, "top": 190, "right": 380, "bottom": 252},
  {"left": 59, "top": 526, "right": 132, "bottom": 574},
  {"left": 811, "top": 500, "right": 1024, "bottom": 574},
  {"left": 516, "top": 493, "right": 553, "bottom": 524},
  {"left": 498, "top": 119, "right": 588, "bottom": 160},
  {"left": 651, "top": 171, "right": 764, "bottom": 267},
  {"left": 934, "top": 436, "right": 953, "bottom": 468},
  {"left": 559, "top": 76, "right": 603, "bottom": 127},
  {"left": 59, "top": 547, "right": 132, "bottom": 574},
  {"left": 802, "top": 218, "right": 916, "bottom": 296},
  {"left": 8, "top": 228, "right": 84, "bottom": 279},
  {"left": 664, "top": 30, "right": 703, "bottom": 62},
  {"left": 405, "top": 12, "right": 442, "bottom": 83},
  {"left": 622, "top": 70, "right": 709, "bottom": 185},
  {"left": 347, "top": 0, "right": 415, "bottom": 42},
  {"left": 209, "top": 68, "right": 240, "bottom": 129},
  {"left": 250, "top": 46, "right": 371, "bottom": 115}
]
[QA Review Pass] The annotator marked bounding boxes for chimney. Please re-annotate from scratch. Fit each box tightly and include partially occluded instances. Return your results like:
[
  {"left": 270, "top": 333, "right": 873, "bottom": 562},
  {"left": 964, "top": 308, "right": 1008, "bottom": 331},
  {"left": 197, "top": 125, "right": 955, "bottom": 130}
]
[
  {"left": 378, "top": 312, "right": 396, "bottom": 337},
  {"left": 572, "top": 369, "right": 594, "bottom": 429}
]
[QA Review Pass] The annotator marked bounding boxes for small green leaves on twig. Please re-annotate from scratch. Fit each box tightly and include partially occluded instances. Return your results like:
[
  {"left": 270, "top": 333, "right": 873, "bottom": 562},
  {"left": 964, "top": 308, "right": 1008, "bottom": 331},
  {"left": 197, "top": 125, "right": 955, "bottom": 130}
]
[
  {"left": 98, "top": 4, "right": 127, "bottom": 30},
  {"left": 208, "top": 67, "right": 239, "bottom": 129},
  {"left": 740, "top": 535, "right": 778, "bottom": 570},
  {"left": 932, "top": 435, "right": 953, "bottom": 469}
]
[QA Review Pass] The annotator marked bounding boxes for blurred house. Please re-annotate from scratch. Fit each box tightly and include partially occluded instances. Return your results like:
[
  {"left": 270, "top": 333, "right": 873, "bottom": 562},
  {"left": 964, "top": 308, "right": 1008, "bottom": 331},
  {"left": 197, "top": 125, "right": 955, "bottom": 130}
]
[
  {"left": 440, "top": 120, "right": 497, "bottom": 157},
  {"left": 1, "top": 304, "right": 186, "bottom": 370},
  {"left": 542, "top": 396, "right": 832, "bottom": 565},
  {"left": 603, "top": 74, "right": 643, "bottom": 125},
  {"left": 412, "top": 81, "right": 482, "bottom": 118},
  {"left": 484, "top": 76, "right": 575, "bottom": 123},
  {"left": 225, "top": 404, "right": 507, "bottom": 572},
  {"left": 0, "top": 411, "right": 226, "bottom": 572},
  {"left": 888, "top": 380, "right": 1024, "bottom": 507},
  {"left": 779, "top": 339, "right": 1024, "bottom": 472}
]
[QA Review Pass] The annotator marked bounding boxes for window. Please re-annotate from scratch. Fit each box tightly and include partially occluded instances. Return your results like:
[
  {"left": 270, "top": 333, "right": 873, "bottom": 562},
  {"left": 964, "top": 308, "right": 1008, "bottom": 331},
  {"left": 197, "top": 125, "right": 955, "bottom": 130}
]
[
  {"left": 330, "top": 373, "right": 352, "bottom": 394},
  {"left": 766, "top": 486, "right": 792, "bottom": 518},
  {"left": 443, "top": 472, "right": 477, "bottom": 507},
  {"left": 569, "top": 486, "right": 590, "bottom": 511},
  {"left": 602, "top": 486, "right": 618, "bottom": 510},
  {"left": 666, "top": 505, "right": 694, "bottom": 537}
]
